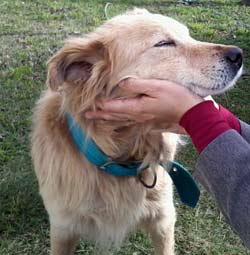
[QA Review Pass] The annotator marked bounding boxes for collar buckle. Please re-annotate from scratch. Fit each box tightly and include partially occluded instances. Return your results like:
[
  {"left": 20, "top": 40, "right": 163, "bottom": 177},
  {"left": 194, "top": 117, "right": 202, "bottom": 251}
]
[{"left": 99, "top": 158, "right": 114, "bottom": 170}]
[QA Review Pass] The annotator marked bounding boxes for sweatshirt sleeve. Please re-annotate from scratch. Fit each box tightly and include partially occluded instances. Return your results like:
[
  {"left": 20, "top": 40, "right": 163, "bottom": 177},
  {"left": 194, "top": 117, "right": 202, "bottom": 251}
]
[
  {"left": 179, "top": 101, "right": 250, "bottom": 248},
  {"left": 195, "top": 128, "right": 250, "bottom": 248},
  {"left": 240, "top": 120, "right": 250, "bottom": 144}
]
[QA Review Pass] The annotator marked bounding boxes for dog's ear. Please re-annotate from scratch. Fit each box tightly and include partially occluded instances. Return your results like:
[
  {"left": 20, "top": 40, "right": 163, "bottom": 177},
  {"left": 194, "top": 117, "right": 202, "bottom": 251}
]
[
  {"left": 47, "top": 38, "right": 109, "bottom": 90},
  {"left": 125, "top": 8, "right": 150, "bottom": 16}
]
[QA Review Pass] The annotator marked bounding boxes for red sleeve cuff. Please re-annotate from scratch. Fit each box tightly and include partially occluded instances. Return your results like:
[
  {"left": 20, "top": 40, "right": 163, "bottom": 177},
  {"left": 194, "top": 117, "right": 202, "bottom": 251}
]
[
  {"left": 219, "top": 105, "right": 241, "bottom": 133},
  {"left": 179, "top": 101, "right": 232, "bottom": 153}
]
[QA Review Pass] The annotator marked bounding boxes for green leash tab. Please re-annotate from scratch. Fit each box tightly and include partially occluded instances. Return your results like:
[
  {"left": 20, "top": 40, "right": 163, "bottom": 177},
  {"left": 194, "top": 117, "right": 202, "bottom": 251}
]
[{"left": 168, "top": 161, "right": 200, "bottom": 208}]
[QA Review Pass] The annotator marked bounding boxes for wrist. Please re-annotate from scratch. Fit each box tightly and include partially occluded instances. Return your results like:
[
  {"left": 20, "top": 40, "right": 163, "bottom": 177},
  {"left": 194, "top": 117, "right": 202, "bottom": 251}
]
[
  {"left": 178, "top": 97, "right": 204, "bottom": 122},
  {"left": 179, "top": 101, "right": 232, "bottom": 153}
]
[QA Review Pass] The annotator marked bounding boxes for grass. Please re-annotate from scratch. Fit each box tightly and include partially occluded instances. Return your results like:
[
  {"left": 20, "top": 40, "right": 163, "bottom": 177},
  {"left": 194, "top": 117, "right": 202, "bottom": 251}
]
[{"left": 0, "top": 0, "right": 250, "bottom": 254}]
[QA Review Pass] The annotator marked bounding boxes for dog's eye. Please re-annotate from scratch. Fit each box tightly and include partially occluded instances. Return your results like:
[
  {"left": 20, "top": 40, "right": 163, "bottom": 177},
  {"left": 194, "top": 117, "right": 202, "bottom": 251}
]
[{"left": 154, "top": 40, "right": 176, "bottom": 47}]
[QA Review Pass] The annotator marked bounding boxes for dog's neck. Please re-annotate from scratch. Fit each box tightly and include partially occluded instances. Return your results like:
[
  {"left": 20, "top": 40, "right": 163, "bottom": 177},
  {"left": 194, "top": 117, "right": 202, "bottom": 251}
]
[
  {"left": 81, "top": 118, "right": 165, "bottom": 165},
  {"left": 60, "top": 88, "right": 167, "bottom": 165}
]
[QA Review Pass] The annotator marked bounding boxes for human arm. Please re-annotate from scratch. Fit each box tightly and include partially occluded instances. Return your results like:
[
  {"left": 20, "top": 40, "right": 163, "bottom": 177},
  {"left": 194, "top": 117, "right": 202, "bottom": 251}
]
[
  {"left": 85, "top": 78, "right": 250, "bottom": 247},
  {"left": 194, "top": 125, "right": 250, "bottom": 248},
  {"left": 180, "top": 102, "right": 250, "bottom": 248}
]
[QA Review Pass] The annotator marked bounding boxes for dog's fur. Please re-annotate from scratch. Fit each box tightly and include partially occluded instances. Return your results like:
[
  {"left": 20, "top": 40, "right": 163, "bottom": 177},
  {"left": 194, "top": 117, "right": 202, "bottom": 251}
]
[{"left": 31, "top": 9, "right": 242, "bottom": 255}]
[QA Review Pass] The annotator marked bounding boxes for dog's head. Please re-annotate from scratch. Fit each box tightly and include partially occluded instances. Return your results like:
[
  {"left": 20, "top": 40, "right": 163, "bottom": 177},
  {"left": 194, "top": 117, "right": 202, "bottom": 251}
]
[
  {"left": 48, "top": 8, "right": 242, "bottom": 99},
  {"left": 46, "top": 9, "right": 242, "bottom": 162}
]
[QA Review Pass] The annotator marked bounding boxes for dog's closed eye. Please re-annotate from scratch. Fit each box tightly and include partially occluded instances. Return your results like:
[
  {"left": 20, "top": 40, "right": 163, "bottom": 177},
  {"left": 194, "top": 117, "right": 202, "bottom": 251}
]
[{"left": 154, "top": 40, "right": 176, "bottom": 47}]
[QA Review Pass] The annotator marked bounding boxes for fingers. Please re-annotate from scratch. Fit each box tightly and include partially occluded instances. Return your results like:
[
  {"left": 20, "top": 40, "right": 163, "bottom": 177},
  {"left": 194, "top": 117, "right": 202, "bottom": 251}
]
[
  {"left": 85, "top": 111, "right": 131, "bottom": 121},
  {"left": 99, "top": 97, "right": 144, "bottom": 114},
  {"left": 85, "top": 110, "right": 154, "bottom": 122},
  {"left": 166, "top": 124, "right": 187, "bottom": 135},
  {"left": 119, "top": 78, "right": 155, "bottom": 95}
]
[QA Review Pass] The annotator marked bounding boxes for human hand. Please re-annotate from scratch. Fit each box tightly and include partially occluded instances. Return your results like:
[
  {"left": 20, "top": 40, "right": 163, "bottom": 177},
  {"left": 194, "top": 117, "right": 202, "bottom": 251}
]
[{"left": 85, "top": 78, "right": 204, "bottom": 131}]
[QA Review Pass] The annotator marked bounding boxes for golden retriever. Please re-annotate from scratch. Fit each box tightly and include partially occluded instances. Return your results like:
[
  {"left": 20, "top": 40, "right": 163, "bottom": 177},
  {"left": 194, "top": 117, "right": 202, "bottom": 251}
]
[{"left": 31, "top": 8, "right": 242, "bottom": 255}]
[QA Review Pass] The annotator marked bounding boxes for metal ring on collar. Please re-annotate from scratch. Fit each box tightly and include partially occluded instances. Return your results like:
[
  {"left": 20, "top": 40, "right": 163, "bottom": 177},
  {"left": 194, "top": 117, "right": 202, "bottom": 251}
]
[{"left": 138, "top": 171, "right": 157, "bottom": 189}]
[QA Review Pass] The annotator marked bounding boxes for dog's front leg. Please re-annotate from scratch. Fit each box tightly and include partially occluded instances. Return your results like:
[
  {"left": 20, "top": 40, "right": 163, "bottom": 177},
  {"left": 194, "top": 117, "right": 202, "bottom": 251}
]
[
  {"left": 145, "top": 213, "right": 176, "bottom": 255},
  {"left": 50, "top": 224, "right": 79, "bottom": 255}
]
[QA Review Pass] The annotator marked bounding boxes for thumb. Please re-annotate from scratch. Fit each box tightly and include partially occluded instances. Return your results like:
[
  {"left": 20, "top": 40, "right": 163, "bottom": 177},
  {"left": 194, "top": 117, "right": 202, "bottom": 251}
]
[{"left": 119, "top": 78, "right": 159, "bottom": 95}]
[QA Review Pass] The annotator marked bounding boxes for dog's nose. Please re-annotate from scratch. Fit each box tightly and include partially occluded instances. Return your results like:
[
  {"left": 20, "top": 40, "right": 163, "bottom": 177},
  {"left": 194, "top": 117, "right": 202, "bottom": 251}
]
[{"left": 224, "top": 47, "right": 243, "bottom": 69}]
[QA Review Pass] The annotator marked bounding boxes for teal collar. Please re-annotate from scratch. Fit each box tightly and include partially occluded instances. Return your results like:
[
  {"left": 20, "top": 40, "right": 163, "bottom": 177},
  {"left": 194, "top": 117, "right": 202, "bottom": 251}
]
[
  {"left": 66, "top": 113, "right": 142, "bottom": 176},
  {"left": 66, "top": 113, "right": 200, "bottom": 208}
]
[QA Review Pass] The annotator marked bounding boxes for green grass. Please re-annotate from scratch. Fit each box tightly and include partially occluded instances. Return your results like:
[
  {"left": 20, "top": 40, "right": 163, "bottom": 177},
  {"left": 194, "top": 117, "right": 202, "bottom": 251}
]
[{"left": 0, "top": 0, "right": 250, "bottom": 254}]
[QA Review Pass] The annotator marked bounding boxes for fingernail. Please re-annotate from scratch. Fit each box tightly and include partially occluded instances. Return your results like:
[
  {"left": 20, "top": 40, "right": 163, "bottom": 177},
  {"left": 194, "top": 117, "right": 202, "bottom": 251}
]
[
  {"left": 97, "top": 101, "right": 104, "bottom": 109},
  {"left": 98, "top": 98, "right": 111, "bottom": 109},
  {"left": 119, "top": 76, "right": 136, "bottom": 87},
  {"left": 119, "top": 79, "right": 128, "bottom": 87},
  {"left": 85, "top": 112, "right": 93, "bottom": 119}
]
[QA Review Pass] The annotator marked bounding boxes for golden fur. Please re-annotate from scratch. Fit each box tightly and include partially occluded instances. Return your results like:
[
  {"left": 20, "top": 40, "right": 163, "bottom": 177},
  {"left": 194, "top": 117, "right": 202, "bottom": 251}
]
[{"left": 31, "top": 9, "right": 242, "bottom": 255}]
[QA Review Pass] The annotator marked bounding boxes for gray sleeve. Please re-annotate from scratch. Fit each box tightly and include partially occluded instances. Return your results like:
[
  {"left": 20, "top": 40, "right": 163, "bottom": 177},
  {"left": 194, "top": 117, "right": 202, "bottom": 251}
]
[
  {"left": 195, "top": 125, "right": 250, "bottom": 248},
  {"left": 240, "top": 120, "right": 250, "bottom": 144}
]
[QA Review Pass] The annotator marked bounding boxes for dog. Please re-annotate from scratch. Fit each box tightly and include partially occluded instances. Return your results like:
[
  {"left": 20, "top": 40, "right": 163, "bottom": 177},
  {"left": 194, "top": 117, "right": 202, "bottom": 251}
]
[{"left": 31, "top": 8, "right": 243, "bottom": 255}]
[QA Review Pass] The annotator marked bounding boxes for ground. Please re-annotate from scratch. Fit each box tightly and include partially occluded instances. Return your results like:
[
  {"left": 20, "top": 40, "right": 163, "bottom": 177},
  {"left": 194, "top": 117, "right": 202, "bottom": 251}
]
[{"left": 0, "top": 0, "right": 250, "bottom": 254}]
